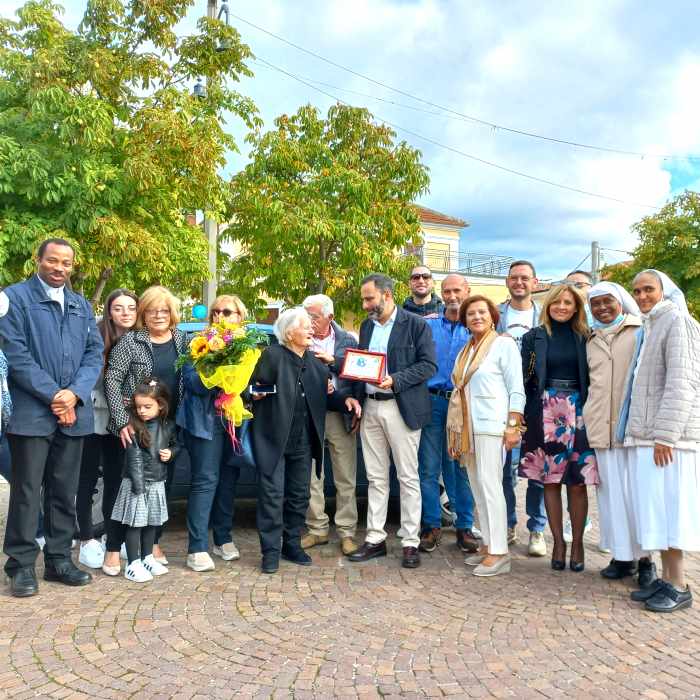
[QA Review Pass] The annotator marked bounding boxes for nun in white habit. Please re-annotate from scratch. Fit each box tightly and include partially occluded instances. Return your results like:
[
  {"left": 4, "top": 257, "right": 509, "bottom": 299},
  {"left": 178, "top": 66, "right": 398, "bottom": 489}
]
[
  {"left": 583, "top": 283, "right": 651, "bottom": 582},
  {"left": 617, "top": 270, "right": 700, "bottom": 613}
]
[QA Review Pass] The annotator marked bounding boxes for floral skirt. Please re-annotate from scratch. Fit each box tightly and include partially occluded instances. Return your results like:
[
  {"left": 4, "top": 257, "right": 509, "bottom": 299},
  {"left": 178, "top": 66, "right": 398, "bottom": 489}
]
[{"left": 519, "top": 389, "right": 599, "bottom": 486}]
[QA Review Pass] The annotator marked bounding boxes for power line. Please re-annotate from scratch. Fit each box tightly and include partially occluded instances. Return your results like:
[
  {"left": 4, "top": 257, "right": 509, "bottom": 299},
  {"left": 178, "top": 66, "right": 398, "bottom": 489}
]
[
  {"left": 255, "top": 56, "right": 660, "bottom": 211},
  {"left": 233, "top": 12, "right": 700, "bottom": 162}
]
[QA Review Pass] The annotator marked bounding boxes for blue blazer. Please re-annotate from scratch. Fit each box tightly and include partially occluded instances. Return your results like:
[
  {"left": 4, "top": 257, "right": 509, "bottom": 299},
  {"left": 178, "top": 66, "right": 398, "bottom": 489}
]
[{"left": 0, "top": 275, "right": 104, "bottom": 437}]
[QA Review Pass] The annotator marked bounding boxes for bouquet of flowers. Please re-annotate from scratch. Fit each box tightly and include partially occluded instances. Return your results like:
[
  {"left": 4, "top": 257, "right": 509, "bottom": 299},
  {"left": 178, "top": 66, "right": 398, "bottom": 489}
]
[{"left": 177, "top": 319, "right": 268, "bottom": 428}]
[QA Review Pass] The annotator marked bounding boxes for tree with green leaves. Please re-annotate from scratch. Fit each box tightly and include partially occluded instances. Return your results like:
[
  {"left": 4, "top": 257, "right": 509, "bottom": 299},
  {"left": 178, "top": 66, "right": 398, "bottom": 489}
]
[
  {"left": 604, "top": 190, "right": 699, "bottom": 317},
  {"left": 0, "top": 0, "right": 260, "bottom": 303},
  {"left": 222, "top": 104, "right": 430, "bottom": 320}
]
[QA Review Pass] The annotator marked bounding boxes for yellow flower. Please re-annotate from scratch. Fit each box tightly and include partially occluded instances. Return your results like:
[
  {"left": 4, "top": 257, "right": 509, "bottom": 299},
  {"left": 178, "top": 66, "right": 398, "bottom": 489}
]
[
  {"left": 208, "top": 335, "right": 226, "bottom": 352},
  {"left": 190, "top": 336, "right": 208, "bottom": 359},
  {"left": 232, "top": 327, "right": 245, "bottom": 338}
]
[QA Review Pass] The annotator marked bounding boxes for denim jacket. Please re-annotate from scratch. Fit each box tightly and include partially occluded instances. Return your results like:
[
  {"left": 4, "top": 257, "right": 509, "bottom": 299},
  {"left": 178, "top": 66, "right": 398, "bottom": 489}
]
[
  {"left": 176, "top": 362, "right": 219, "bottom": 440},
  {"left": 0, "top": 275, "right": 103, "bottom": 436}
]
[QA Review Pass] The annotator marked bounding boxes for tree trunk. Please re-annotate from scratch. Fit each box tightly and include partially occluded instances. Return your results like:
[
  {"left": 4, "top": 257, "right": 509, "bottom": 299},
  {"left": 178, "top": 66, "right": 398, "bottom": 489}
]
[{"left": 91, "top": 267, "right": 113, "bottom": 306}]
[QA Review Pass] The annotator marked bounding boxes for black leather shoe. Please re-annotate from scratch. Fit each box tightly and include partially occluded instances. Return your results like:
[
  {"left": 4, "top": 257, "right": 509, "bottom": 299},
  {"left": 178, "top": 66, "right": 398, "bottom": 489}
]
[
  {"left": 281, "top": 545, "right": 312, "bottom": 566},
  {"left": 261, "top": 554, "right": 279, "bottom": 574},
  {"left": 600, "top": 559, "right": 635, "bottom": 579},
  {"left": 44, "top": 561, "right": 92, "bottom": 586},
  {"left": 645, "top": 583, "right": 693, "bottom": 613},
  {"left": 402, "top": 546, "right": 420, "bottom": 569},
  {"left": 348, "top": 540, "right": 387, "bottom": 562},
  {"left": 631, "top": 578, "right": 665, "bottom": 602},
  {"left": 570, "top": 559, "right": 585, "bottom": 573},
  {"left": 637, "top": 558, "right": 657, "bottom": 589},
  {"left": 9, "top": 567, "right": 38, "bottom": 597}
]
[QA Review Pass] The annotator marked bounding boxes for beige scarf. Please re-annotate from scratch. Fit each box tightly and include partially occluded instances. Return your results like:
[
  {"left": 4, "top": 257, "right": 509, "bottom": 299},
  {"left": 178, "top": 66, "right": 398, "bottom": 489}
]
[{"left": 446, "top": 329, "right": 498, "bottom": 468}]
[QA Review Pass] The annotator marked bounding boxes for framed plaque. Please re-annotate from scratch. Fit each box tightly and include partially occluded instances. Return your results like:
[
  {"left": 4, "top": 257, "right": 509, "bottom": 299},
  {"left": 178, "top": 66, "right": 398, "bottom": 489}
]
[{"left": 339, "top": 349, "right": 386, "bottom": 384}]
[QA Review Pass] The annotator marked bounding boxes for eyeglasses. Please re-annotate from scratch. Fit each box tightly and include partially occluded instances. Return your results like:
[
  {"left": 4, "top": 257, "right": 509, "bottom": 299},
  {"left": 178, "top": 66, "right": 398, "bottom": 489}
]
[
  {"left": 212, "top": 308, "right": 240, "bottom": 317},
  {"left": 410, "top": 273, "right": 432, "bottom": 281},
  {"left": 145, "top": 308, "right": 170, "bottom": 317}
]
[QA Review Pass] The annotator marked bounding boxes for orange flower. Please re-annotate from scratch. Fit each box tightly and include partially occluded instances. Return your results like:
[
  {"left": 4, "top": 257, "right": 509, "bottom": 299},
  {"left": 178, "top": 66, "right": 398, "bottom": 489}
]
[{"left": 208, "top": 336, "right": 226, "bottom": 352}]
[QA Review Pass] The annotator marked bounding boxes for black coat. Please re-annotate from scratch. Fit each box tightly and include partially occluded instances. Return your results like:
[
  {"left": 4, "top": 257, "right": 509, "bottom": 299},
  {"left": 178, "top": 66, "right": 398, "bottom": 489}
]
[
  {"left": 123, "top": 418, "right": 179, "bottom": 495},
  {"left": 357, "top": 307, "right": 437, "bottom": 430},
  {"left": 521, "top": 324, "right": 590, "bottom": 445},
  {"left": 249, "top": 344, "right": 350, "bottom": 476}
]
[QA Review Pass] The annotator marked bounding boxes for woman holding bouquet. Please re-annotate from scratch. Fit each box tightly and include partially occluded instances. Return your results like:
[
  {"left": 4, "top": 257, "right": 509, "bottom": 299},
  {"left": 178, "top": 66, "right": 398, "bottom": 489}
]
[
  {"left": 178, "top": 295, "right": 249, "bottom": 573},
  {"left": 251, "top": 307, "right": 362, "bottom": 574}
]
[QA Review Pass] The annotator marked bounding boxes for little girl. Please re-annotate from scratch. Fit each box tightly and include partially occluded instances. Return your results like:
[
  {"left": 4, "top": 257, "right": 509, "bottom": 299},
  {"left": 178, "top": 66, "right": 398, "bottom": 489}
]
[{"left": 111, "top": 378, "right": 178, "bottom": 582}]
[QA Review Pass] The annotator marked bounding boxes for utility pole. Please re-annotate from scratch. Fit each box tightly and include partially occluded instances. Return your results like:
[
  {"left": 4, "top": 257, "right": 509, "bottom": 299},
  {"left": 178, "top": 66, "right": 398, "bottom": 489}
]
[
  {"left": 202, "top": 0, "right": 218, "bottom": 309},
  {"left": 591, "top": 240, "right": 601, "bottom": 284}
]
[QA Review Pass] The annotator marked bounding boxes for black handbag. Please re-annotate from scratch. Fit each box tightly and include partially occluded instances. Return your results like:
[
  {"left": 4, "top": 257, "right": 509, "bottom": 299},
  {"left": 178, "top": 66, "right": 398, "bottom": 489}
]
[{"left": 227, "top": 419, "right": 255, "bottom": 470}]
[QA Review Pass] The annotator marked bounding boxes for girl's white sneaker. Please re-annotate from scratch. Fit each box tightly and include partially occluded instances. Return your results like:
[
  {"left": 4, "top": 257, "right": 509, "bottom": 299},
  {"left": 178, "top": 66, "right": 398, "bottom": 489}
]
[
  {"left": 124, "top": 559, "right": 153, "bottom": 583},
  {"left": 142, "top": 554, "right": 169, "bottom": 576}
]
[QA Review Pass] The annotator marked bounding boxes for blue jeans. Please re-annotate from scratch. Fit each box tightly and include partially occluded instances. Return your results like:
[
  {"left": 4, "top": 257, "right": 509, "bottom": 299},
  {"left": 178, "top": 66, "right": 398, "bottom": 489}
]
[
  {"left": 185, "top": 422, "right": 240, "bottom": 553},
  {"left": 502, "top": 448, "right": 546, "bottom": 532},
  {"left": 418, "top": 394, "right": 474, "bottom": 530}
]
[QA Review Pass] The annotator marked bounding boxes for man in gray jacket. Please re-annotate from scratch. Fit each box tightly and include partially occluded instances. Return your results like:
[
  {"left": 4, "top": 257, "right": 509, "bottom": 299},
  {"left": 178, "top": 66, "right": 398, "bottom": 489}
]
[{"left": 300, "top": 294, "right": 361, "bottom": 555}]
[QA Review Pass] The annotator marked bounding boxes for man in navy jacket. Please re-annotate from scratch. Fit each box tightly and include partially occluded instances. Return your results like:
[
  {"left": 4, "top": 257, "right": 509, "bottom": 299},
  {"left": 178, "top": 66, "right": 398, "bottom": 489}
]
[
  {"left": 0, "top": 239, "right": 103, "bottom": 597},
  {"left": 348, "top": 273, "right": 436, "bottom": 569}
]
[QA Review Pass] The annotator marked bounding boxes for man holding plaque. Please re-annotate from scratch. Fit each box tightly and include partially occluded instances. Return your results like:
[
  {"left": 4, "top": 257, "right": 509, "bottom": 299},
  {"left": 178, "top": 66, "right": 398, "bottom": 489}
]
[
  {"left": 300, "top": 294, "right": 361, "bottom": 556},
  {"left": 346, "top": 273, "right": 437, "bottom": 569},
  {"left": 418, "top": 274, "right": 481, "bottom": 555}
]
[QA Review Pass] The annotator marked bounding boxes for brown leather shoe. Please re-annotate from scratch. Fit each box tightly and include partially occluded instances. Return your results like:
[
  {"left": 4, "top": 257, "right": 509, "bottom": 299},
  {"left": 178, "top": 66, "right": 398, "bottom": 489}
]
[
  {"left": 456, "top": 528, "right": 481, "bottom": 553},
  {"left": 419, "top": 528, "right": 441, "bottom": 552},
  {"left": 402, "top": 546, "right": 421, "bottom": 568},
  {"left": 347, "top": 540, "right": 387, "bottom": 562},
  {"left": 340, "top": 537, "right": 359, "bottom": 556},
  {"left": 301, "top": 533, "right": 329, "bottom": 549}
]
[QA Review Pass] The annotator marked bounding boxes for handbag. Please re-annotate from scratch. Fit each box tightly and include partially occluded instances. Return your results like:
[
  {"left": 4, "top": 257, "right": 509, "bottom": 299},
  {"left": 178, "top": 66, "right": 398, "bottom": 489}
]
[{"left": 227, "top": 419, "right": 255, "bottom": 470}]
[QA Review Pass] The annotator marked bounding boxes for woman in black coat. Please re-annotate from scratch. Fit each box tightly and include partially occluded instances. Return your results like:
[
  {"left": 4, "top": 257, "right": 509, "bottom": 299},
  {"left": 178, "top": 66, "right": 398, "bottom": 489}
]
[{"left": 250, "top": 307, "right": 361, "bottom": 574}]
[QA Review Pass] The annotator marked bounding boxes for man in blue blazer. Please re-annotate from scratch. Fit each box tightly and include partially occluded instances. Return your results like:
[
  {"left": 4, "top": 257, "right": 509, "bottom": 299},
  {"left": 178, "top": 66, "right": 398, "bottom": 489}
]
[
  {"left": 0, "top": 239, "right": 103, "bottom": 597},
  {"left": 348, "top": 273, "right": 437, "bottom": 569}
]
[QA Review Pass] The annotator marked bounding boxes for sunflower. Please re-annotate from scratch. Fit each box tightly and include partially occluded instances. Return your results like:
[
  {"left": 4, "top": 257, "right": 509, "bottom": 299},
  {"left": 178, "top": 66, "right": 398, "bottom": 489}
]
[{"left": 190, "top": 336, "right": 209, "bottom": 359}]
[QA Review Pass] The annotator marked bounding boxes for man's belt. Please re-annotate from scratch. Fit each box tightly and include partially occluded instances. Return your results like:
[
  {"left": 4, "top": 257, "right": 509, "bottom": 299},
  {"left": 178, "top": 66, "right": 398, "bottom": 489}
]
[
  {"left": 366, "top": 392, "right": 395, "bottom": 401},
  {"left": 429, "top": 388, "right": 453, "bottom": 400}
]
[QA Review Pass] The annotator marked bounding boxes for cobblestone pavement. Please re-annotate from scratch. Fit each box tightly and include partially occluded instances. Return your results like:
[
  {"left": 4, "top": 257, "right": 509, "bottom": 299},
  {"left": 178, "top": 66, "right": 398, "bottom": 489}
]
[{"left": 1, "top": 481, "right": 699, "bottom": 699}]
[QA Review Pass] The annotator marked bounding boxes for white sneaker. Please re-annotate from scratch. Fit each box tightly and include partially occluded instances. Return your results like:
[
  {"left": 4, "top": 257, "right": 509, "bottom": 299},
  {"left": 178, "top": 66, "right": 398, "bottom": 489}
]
[
  {"left": 124, "top": 559, "right": 153, "bottom": 583},
  {"left": 35, "top": 536, "right": 46, "bottom": 551},
  {"left": 528, "top": 531, "right": 547, "bottom": 557},
  {"left": 142, "top": 554, "right": 169, "bottom": 576},
  {"left": 119, "top": 543, "right": 127, "bottom": 560},
  {"left": 213, "top": 542, "right": 240, "bottom": 561},
  {"left": 187, "top": 552, "right": 215, "bottom": 572},
  {"left": 471, "top": 526, "right": 482, "bottom": 539},
  {"left": 79, "top": 539, "right": 106, "bottom": 569}
]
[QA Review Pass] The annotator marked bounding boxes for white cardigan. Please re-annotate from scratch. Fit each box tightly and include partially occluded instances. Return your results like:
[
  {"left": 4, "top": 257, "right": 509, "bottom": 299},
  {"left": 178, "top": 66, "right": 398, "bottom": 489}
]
[{"left": 461, "top": 336, "right": 526, "bottom": 436}]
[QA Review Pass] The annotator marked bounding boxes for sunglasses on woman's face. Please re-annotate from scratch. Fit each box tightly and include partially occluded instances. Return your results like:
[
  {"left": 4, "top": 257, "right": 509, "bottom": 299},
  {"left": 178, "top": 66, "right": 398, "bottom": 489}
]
[{"left": 212, "top": 308, "right": 240, "bottom": 317}]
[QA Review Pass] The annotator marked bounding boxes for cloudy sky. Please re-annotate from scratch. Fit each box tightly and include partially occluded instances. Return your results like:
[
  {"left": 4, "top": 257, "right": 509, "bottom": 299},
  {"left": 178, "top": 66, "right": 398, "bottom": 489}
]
[{"left": 4, "top": 1, "right": 700, "bottom": 280}]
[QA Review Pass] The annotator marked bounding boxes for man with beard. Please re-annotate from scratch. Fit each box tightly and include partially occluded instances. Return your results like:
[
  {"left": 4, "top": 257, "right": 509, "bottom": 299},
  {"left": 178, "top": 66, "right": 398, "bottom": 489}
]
[
  {"left": 348, "top": 273, "right": 436, "bottom": 569},
  {"left": 418, "top": 274, "right": 481, "bottom": 554},
  {"left": 496, "top": 260, "right": 547, "bottom": 557},
  {"left": 403, "top": 265, "right": 443, "bottom": 318}
]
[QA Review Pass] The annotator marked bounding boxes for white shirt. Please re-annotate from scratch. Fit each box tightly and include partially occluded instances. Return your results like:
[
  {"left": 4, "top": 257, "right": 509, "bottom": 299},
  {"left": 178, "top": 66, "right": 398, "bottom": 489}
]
[
  {"left": 37, "top": 275, "right": 65, "bottom": 313},
  {"left": 366, "top": 306, "right": 397, "bottom": 394},
  {"left": 505, "top": 306, "right": 535, "bottom": 349}
]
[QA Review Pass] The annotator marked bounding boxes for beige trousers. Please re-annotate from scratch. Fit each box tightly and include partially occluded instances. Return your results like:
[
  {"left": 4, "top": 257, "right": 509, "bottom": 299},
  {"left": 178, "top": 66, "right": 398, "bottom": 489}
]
[
  {"left": 306, "top": 412, "right": 358, "bottom": 538},
  {"left": 360, "top": 398, "right": 422, "bottom": 548},
  {"left": 467, "top": 434, "right": 508, "bottom": 555}
]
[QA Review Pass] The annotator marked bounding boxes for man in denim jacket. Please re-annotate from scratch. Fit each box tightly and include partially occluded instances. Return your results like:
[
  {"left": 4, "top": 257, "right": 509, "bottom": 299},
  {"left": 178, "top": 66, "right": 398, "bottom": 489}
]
[{"left": 0, "top": 239, "right": 103, "bottom": 597}]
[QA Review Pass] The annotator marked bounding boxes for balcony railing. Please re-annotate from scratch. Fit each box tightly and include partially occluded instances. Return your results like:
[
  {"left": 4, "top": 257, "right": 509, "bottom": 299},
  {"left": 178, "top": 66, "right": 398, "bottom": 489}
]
[{"left": 405, "top": 246, "right": 514, "bottom": 277}]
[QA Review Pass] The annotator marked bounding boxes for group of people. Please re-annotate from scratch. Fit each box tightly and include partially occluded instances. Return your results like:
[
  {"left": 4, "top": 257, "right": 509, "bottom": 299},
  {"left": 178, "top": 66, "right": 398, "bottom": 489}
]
[{"left": 0, "top": 238, "right": 698, "bottom": 614}]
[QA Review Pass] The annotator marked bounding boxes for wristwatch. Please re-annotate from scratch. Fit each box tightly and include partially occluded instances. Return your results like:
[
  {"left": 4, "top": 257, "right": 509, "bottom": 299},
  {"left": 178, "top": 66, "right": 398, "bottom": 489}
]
[{"left": 507, "top": 418, "right": 518, "bottom": 428}]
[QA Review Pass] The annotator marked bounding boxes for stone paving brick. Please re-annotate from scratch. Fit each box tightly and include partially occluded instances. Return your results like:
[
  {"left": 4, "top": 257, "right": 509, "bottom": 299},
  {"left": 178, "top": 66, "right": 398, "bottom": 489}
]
[{"left": 1, "top": 483, "right": 700, "bottom": 698}]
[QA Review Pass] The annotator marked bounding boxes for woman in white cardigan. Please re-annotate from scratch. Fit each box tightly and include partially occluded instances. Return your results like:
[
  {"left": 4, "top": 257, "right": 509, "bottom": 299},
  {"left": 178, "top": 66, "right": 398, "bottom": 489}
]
[
  {"left": 620, "top": 270, "right": 700, "bottom": 613},
  {"left": 447, "top": 295, "right": 525, "bottom": 577}
]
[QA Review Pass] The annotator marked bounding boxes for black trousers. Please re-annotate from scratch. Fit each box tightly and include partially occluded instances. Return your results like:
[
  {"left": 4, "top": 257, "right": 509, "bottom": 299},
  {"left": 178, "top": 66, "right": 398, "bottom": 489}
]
[
  {"left": 257, "top": 431, "right": 312, "bottom": 556},
  {"left": 76, "top": 433, "right": 125, "bottom": 549},
  {"left": 4, "top": 432, "right": 84, "bottom": 574}
]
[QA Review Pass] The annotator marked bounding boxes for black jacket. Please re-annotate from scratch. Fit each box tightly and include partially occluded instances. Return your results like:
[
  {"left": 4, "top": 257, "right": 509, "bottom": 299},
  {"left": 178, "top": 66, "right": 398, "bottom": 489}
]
[
  {"left": 249, "top": 344, "right": 351, "bottom": 476},
  {"left": 327, "top": 321, "right": 358, "bottom": 430},
  {"left": 521, "top": 325, "right": 590, "bottom": 446},
  {"left": 357, "top": 307, "right": 437, "bottom": 430},
  {"left": 123, "top": 418, "right": 179, "bottom": 495},
  {"left": 402, "top": 293, "right": 444, "bottom": 317}
]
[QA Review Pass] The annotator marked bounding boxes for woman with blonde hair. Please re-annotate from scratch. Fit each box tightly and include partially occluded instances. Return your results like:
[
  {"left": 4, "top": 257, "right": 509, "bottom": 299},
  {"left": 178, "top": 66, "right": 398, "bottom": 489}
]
[
  {"left": 519, "top": 284, "right": 598, "bottom": 572},
  {"left": 178, "top": 294, "right": 249, "bottom": 572},
  {"left": 104, "top": 285, "right": 187, "bottom": 567}
]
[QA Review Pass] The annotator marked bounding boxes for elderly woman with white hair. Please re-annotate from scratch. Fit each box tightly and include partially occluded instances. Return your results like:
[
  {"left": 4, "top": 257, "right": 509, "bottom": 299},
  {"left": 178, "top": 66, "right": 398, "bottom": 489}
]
[
  {"left": 249, "top": 307, "right": 362, "bottom": 574},
  {"left": 583, "top": 282, "right": 657, "bottom": 586},
  {"left": 617, "top": 270, "right": 700, "bottom": 613}
]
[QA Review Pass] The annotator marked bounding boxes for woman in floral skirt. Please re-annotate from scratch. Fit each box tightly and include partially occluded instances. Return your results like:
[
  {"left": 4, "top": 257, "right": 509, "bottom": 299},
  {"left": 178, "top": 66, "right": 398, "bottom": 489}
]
[{"left": 519, "top": 284, "right": 598, "bottom": 572}]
